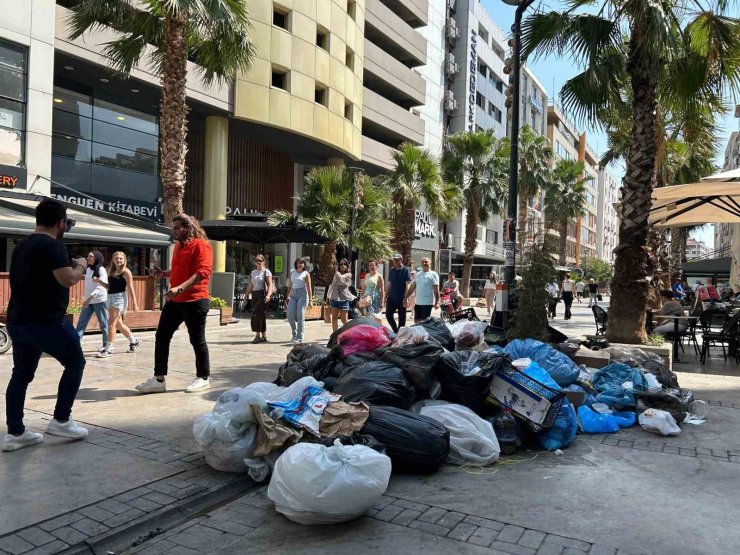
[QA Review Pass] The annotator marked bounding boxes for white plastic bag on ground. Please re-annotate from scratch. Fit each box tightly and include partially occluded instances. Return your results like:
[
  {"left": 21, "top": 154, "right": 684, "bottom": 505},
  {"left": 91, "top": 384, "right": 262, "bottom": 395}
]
[
  {"left": 638, "top": 409, "right": 681, "bottom": 436},
  {"left": 266, "top": 376, "right": 323, "bottom": 405},
  {"left": 420, "top": 403, "right": 500, "bottom": 466},
  {"left": 213, "top": 387, "right": 268, "bottom": 425},
  {"left": 203, "top": 426, "right": 257, "bottom": 472},
  {"left": 193, "top": 412, "right": 244, "bottom": 446},
  {"left": 268, "top": 440, "right": 392, "bottom": 524}
]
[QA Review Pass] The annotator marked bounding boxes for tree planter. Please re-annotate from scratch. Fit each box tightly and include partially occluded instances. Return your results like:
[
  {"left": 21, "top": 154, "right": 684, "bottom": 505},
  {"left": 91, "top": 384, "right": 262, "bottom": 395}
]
[
  {"left": 66, "top": 310, "right": 163, "bottom": 331},
  {"left": 305, "top": 305, "right": 323, "bottom": 321},
  {"left": 220, "top": 307, "right": 234, "bottom": 325}
]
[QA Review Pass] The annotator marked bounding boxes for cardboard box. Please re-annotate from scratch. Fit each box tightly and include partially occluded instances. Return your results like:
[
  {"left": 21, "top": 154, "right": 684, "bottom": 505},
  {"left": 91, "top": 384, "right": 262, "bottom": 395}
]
[
  {"left": 565, "top": 390, "right": 586, "bottom": 408},
  {"left": 573, "top": 346, "right": 611, "bottom": 369}
]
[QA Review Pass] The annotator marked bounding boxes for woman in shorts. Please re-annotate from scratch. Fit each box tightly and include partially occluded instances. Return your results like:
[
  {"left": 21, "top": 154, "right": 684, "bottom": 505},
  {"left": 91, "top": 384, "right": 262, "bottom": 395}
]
[
  {"left": 100, "top": 251, "right": 140, "bottom": 357},
  {"left": 329, "top": 259, "right": 354, "bottom": 332}
]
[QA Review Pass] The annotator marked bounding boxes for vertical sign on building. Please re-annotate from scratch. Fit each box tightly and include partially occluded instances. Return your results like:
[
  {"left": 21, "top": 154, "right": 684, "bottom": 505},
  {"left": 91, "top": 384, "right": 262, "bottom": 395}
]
[{"left": 467, "top": 29, "right": 478, "bottom": 132}]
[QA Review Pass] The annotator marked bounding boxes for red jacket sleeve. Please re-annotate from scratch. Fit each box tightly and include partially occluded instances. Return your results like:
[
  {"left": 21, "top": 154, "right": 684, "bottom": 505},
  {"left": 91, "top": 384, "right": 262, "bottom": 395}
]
[{"left": 193, "top": 240, "right": 213, "bottom": 281}]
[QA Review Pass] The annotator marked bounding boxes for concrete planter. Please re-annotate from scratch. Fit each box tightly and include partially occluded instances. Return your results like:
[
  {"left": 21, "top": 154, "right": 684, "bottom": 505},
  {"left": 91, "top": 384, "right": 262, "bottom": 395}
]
[
  {"left": 610, "top": 341, "right": 673, "bottom": 371},
  {"left": 305, "top": 305, "right": 323, "bottom": 321}
]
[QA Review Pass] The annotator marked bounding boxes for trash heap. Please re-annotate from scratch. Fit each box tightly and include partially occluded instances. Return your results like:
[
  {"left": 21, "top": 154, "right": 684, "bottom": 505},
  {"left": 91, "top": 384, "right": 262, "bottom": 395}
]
[{"left": 192, "top": 317, "right": 708, "bottom": 525}]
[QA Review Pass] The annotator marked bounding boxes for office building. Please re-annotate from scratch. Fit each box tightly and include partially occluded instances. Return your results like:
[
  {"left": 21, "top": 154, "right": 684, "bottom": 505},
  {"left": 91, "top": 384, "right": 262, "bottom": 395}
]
[
  {"left": 686, "top": 238, "right": 712, "bottom": 260},
  {"left": 597, "top": 167, "right": 619, "bottom": 261}
]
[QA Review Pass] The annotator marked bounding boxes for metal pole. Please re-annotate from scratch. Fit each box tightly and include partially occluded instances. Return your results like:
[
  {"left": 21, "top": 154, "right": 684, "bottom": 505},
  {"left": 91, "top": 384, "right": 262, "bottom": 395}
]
[{"left": 347, "top": 167, "right": 362, "bottom": 290}]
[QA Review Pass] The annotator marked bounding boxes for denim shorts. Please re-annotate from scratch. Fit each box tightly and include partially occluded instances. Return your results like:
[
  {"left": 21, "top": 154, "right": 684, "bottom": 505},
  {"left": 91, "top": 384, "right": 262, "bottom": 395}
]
[{"left": 330, "top": 300, "right": 350, "bottom": 311}]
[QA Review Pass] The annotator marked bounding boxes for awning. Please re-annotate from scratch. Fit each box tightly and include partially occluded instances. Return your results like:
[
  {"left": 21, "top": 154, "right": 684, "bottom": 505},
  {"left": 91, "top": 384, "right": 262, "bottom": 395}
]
[
  {"left": 0, "top": 191, "right": 172, "bottom": 247},
  {"left": 681, "top": 257, "right": 732, "bottom": 276},
  {"left": 201, "top": 219, "right": 326, "bottom": 244},
  {"left": 649, "top": 169, "right": 740, "bottom": 228}
]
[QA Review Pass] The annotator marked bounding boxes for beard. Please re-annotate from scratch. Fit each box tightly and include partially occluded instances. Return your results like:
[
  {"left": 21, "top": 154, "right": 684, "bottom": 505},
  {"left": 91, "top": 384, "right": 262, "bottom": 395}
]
[{"left": 56, "top": 228, "right": 65, "bottom": 240}]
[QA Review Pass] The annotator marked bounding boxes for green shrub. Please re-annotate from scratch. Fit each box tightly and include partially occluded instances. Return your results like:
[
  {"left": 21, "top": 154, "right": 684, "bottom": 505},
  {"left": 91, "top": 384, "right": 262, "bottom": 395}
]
[{"left": 210, "top": 296, "right": 227, "bottom": 309}]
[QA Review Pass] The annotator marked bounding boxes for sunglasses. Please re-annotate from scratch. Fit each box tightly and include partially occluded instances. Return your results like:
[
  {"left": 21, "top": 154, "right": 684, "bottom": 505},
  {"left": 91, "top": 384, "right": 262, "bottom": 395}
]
[
  {"left": 256, "top": 258, "right": 264, "bottom": 263},
  {"left": 64, "top": 218, "right": 76, "bottom": 232}
]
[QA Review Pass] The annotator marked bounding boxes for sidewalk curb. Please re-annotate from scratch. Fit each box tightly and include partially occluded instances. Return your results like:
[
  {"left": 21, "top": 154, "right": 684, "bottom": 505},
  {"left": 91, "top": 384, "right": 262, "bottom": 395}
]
[{"left": 59, "top": 476, "right": 260, "bottom": 555}]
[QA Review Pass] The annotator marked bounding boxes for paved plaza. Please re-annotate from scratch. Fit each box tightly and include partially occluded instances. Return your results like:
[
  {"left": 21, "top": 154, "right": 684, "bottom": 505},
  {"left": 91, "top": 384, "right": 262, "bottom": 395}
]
[{"left": 1, "top": 301, "right": 739, "bottom": 554}]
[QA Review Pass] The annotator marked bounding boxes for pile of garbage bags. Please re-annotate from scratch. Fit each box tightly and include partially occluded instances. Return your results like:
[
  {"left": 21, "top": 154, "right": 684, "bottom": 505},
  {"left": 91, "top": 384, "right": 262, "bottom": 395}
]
[{"left": 192, "top": 316, "right": 709, "bottom": 525}]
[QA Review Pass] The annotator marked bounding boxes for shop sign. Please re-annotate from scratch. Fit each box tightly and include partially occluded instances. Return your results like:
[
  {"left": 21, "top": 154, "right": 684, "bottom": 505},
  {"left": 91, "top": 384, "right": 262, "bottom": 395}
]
[
  {"left": 468, "top": 29, "right": 478, "bottom": 132},
  {"left": 226, "top": 206, "right": 260, "bottom": 217},
  {"left": 275, "top": 255, "right": 284, "bottom": 273},
  {"left": 414, "top": 210, "right": 436, "bottom": 238},
  {"left": 51, "top": 188, "right": 162, "bottom": 222},
  {"left": 0, "top": 164, "right": 27, "bottom": 189}
]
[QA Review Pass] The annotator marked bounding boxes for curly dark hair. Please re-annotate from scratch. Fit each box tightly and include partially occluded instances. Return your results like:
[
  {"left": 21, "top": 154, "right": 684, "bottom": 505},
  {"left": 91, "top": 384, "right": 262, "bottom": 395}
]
[{"left": 173, "top": 213, "right": 208, "bottom": 240}]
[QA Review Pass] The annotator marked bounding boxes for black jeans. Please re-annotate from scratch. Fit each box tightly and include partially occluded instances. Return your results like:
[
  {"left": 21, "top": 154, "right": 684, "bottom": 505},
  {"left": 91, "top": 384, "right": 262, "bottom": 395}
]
[
  {"left": 414, "top": 304, "right": 433, "bottom": 321},
  {"left": 385, "top": 298, "right": 406, "bottom": 333},
  {"left": 562, "top": 292, "right": 574, "bottom": 320},
  {"left": 6, "top": 319, "right": 86, "bottom": 435},
  {"left": 155, "top": 298, "right": 210, "bottom": 378}
]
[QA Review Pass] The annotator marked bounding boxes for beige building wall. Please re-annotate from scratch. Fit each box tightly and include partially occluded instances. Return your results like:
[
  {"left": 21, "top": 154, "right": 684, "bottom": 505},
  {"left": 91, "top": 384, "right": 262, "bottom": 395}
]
[{"left": 235, "top": 0, "right": 365, "bottom": 159}]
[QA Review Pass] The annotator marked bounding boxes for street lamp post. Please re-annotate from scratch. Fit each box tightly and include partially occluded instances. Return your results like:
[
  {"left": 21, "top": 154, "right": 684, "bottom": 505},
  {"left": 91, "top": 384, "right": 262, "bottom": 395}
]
[{"left": 347, "top": 167, "right": 364, "bottom": 289}]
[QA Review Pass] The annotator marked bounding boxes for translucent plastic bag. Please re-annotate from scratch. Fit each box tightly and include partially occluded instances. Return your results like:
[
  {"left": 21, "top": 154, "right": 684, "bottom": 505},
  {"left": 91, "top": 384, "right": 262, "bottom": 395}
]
[
  {"left": 213, "top": 387, "right": 268, "bottom": 426},
  {"left": 639, "top": 408, "right": 681, "bottom": 436},
  {"left": 193, "top": 412, "right": 244, "bottom": 446},
  {"left": 419, "top": 403, "right": 500, "bottom": 466},
  {"left": 394, "top": 326, "right": 429, "bottom": 345},
  {"left": 337, "top": 325, "right": 391, "bottom": 357},
  {"left": 266, "top": 376, "right": 323, "bottom": 405},
  {"left": 449, "top": 320, "right": 489, "bottom": 349},
  {"left": 203, "top": 426, "right": 257, "bottom": 473},
  {"left": 268, "top": 440, "right": 392, "bottom": 524}
]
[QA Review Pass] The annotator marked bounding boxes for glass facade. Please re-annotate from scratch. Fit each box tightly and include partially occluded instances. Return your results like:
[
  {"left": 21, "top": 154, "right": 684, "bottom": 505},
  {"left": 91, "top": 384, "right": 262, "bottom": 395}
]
[
  {"left": 51, "top": 86, "right": 160, "bottom": 204},
  {"left": 0, "top": 39, "right": 27, "bottom": 167}
]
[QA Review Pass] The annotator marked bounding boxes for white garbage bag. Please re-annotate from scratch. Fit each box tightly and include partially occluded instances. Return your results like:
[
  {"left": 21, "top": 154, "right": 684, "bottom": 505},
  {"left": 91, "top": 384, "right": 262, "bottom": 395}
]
[
  {"left": 202, "top": 426, "right": 257, "bottom": 472},
  {"left": 266, "top": 376, "right": 323, "bottom": 405},
  {"left": 420, "top": 403, "right": 500, "bottom": 465},
  {"left": 638, "top": 408, "right": 681, "bottom": 436},
  {"left": 267, "top": 440, "right": 392, "bottom": 525},
  {"left": 193, "top": 412, "right": 244, "bottom": 446},
  {"left": 394, "top": 326, "right": 429, "bottom": 345},
  {"left": 213, "top": 387, "right": 269, "bottom": 425}
]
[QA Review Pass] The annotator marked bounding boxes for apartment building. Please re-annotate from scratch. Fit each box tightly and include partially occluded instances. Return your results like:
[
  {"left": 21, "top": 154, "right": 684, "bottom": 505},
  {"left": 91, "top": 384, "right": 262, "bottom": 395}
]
[
  {"left": 686, "top": 238, "right": 712, "bottom": 260},
  {"left": 546, "top": 105, "right": 599, "bottom": 267},
  {"left": 597, "top": 167, "right": 619, "bottom": 262}
]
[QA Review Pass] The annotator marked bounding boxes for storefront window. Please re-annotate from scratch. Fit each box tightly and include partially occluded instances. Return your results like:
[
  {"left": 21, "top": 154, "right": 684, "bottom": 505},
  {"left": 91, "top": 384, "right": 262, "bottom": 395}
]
[
  {"left": 0, "top": 39, "right": 27, "bottom": 167},
  {"left": 226, "top": 241, "right": 289, "bottom": 293}
]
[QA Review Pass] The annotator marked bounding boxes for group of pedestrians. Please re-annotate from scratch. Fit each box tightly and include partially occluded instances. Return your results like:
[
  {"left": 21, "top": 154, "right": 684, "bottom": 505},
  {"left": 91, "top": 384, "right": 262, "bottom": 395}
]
[{"left": 547, "top": 274, "right": 601, "bottom": 320}]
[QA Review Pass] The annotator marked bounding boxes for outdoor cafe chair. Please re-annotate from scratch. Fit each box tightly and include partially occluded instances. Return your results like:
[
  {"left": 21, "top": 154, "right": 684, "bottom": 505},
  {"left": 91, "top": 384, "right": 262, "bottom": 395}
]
[
  {"left": 699, "top": 309, "right": 738, "bottom": 363},
  {"left": 592, "top": 305, "right": 608, "bottom": 336}
]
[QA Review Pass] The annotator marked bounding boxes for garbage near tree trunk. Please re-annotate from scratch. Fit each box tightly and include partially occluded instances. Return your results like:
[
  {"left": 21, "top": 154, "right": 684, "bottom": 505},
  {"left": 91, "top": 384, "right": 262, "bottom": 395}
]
[
  {"left": 504, "top": 339, "right": 580, "bottom": 387},
  {"left": 337, "top": 324, "right": 392, "bottom": 357},
  {"left": 413, "top": 317, "right": 455, "bottom": 351},
  {"left": 268, "top": 440, "right": 392, "bottom": 525},
  {"left": 590, "top": 363, "right": 648, "bottom": 410},
  {"left": 436, "top": 350, "right": 510, "bottom": 413},
  {"left": 418, "top": 401, "right": 500, "bottom": 466},
  {"left": 332, "top": 361, "right": 416, "bottom": 409},
  {"left": 361, "top": 406, "right": 450, "bottom": 474},
  {"left": 380, "top": 338, "right": 445, "bottom": 394}
]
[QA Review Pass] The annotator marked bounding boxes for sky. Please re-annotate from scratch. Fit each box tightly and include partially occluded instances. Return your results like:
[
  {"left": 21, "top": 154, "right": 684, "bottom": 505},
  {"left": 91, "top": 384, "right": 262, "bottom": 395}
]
[{"left": 481, "top": 0, "right": 739, "bottom": 249}]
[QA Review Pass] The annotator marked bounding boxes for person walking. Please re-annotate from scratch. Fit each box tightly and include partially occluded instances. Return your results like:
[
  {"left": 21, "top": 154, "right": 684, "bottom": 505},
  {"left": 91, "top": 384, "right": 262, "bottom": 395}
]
[
  {"left": 575, "top": 279, "right": 584, "bottom": 304},
  {"left": 329, "top": 259, "right": 354, "bottom": 332},
  {"left": 404, "top": 257, "right": 439, "bottom": 323},
  {"left": 246, "top": 255, "right": 273, "bottom": 343},
  {"left": 3, "top": 199, "right": 88, "bottom": 451},
  {"left": 286, "top": 258, "right": 312, "bottom": 343},
  {"left": 484, "top": 272, "right": 497, "bottom": 315},
  {"left": 587, "top": 278, "right": 599, "bottom": 307},
  {"left": 385, "top": 253, "right": 411, "bottom": 333},
  {"left": 546, "top": 281, "right": 560, "bottom": 319},
  {"left": 360, "top": 260, "right": 384, "bottom": 323},
  {"left": 135, "top": 214, "right": 213, "bottom": 394},
  {"left": 560, "top": 273, "right": 576, "bottom": 320},
  {"left": 99, "top": 251, "right": 140, "bottom": 358},
  {"left": 76, "top": 251, "right": 109, "bottom": 355}
]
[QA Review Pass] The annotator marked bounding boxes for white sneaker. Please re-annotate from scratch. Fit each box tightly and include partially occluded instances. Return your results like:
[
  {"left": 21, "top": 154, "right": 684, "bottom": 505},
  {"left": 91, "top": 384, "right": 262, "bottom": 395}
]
[
  {"left": 2, "top": 430, "right": 43, "bottom": 452},
  {"left": 96, "top": 346, "right": 113, "bottom": 358},
  {"left": 128, "top": 339, "right": 141, "bottom": 352},
  {"left": 185, "top": 378, "right": 210, "bottom": 393},
  {"left": 135, "top": 376, "right": 166, "bottom": 394},
  {"left": 46, "top": 418, "right": 88, "bottom": 440}
]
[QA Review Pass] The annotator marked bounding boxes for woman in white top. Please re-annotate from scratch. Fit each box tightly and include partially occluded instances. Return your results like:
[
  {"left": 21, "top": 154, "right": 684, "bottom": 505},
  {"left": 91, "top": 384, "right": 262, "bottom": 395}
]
[
  {"left": 246, "top": 255, "right": 272, "bottom": 343},
  {"left": 560, "top": 273, "right": 576, "bottom": 320},
  {"left": 285, "top": 258, "right": 313, "bottom": 343},
  {"left": 75, "top": 251, "right": 109, "bottom": 354},
  {"left": 483, "top": 272, "right": 497, "bottom": 315}
]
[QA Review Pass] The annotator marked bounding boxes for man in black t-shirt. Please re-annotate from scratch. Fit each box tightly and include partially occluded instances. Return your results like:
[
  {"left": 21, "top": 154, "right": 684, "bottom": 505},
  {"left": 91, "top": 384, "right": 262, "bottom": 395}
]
[
  {"left": 3, "top": 199, "right": 88, "bottom": 452},
  {"left": 587, "top": 278, "right": 599, "bottom": 308}
]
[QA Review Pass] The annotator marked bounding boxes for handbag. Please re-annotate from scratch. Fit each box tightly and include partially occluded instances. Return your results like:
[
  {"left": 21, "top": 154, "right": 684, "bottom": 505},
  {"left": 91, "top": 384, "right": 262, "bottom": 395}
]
[{"left": 597, "top": 293, "right": 603, "bottom": 301}]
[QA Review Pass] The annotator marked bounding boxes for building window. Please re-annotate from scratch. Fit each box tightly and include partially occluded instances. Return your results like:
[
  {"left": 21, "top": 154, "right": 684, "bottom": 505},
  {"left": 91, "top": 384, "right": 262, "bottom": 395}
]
[
  {"left": 345, "top": 48, "right": 355, "bottom": 70},
  {"left": 478, "top": 61, "right": 488, "bottom": 79},
  {"left": 347, "top": 0, "right": 356, "bottom": 20},
  {"left": 0, "top": 39, "right": 27, "bottom": 167},
  {"left": 273, "top": 5, "right": 290, "bottom": 30},
  {"left": 316, "top": 27, "right": 329, "bottom": 50},
  {"left": 476, "top": 92, "right": 485, "bottom": 109},
  {"left": 271, "top": 68, "right": 289, "bottom": 91},
  {"left": 344, "top": 101, "right": 353, "bottom": 121},
  {"left": 315, "top": 85, "right": 327, "bottom": 106},
  {"left": 496, "top": 80, "right": 504, "bottom": 93}
]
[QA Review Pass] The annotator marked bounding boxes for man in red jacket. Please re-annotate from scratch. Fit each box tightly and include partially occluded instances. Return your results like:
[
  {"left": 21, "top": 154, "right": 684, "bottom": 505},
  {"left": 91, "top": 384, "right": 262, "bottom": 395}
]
[{"left": 136, "top": 214, "right": 213, "bottom": 394}]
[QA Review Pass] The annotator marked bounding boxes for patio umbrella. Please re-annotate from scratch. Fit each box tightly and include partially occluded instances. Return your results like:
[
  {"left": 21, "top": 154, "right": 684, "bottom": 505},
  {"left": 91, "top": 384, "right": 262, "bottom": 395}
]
[
  {"left": 649, "top": 168, "right": 740, "bottom": 228},
  {"left": 200, "top": 219, "right": 327, "bottom": 244}
]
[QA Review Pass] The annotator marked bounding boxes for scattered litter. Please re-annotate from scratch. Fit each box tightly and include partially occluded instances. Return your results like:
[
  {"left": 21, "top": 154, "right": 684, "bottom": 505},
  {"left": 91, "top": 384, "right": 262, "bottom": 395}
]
[
  {"left": 639, "top": 409, "right": 681, "bottom": 436},
  {"left": 554, "top": 449, "right": 563, "bottom": 456}
]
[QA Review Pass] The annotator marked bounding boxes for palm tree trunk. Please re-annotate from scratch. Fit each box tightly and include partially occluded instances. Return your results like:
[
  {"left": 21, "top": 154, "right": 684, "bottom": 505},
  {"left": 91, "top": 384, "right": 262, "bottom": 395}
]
[
  {"left": 606, "top": 19, "right": 658, "bottom": 344},
  {"left": 160, "top": 12, "right": 189, "bottom": 224},
  {"left": 318, "top": 240, "right": 337, "bottom": 288},
  {"left": 670, "top": 227, "right": 685, "bottom": 279},
  {"left": 558, "top": 220, "right": 568, "bottom": 266},
  {"left": 517, "top": 185, "right": 529, "bottom": 260},
  {"left": 461, "top": 196, "right": 480, "bottom": 298}
]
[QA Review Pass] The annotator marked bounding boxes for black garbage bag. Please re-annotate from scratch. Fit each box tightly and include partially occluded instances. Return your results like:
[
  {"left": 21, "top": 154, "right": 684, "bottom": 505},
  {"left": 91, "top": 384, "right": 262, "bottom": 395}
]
[
  {"left": 413, "top": 318, "right": 454, "bottom": 351},
  {"left": 317, "top": 432, "right": 386, "bottom": 454},
  {"left": 333, "top": 361, "right": 416, "bottom": 409},
  {"left": 362, "top": 406, "right": 449, "bottom": 474},
  {"left": 327, "top": 316, "right": 380, "bottom": 348},
  {"left": 641, "top": 358, "right": 680, "bottom": 389},
  {"left": 333, "top": 352, "right": 379, "bottom": 378},
  {"left": 380, "top": 338, "right": 444, "bottom": 393},
  {"left": 287, "top": 343, "right": 331, "bottom": 364},
  {"left": 436, "top": 351, "right": 510, "bottom": 413},
  {"left": 636, "top": 388, "right": 695, "bottom": 422},
  {"left": 277, "top": 354, "right": 339, "bottom": 386}
]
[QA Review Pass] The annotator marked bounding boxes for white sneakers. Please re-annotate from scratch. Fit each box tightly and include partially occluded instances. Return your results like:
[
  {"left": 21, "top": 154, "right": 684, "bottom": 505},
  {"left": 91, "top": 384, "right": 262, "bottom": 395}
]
[
  {"left": 2, "top": 430, "right": 43, "bottom": 452},
  {"left": 46, "top": 418, "right": 88, "bottom": 439},
  {"left": 135, "top": 376, "right": 210, "bottom": 393},
  {"left": 128, "top": 339, "right": 141, "bottom": 352},
  {"left": 135, "top": 376, "right": 166, "bottom": 394},
  {"left": 186, "top": 378, "right": 210, "bottom": 393},
  {"left": 96, "top": 345, "right": 113, "bottom": 358}
]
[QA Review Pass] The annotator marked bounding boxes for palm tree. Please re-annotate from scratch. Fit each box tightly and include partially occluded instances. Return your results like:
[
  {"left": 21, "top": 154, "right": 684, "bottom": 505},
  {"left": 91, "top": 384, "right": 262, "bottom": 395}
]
[
  {"left": 68, "top": 0, "right": 255, "bottom": 223},
  {"left": 545, "top": 160, "right": 589, "bottom": 266},
  {"left": 441, "top": 130, "right": 509, "bottom": 297},
  {"left": 523, "top": 2, "right": 740, "bottom": 343},
  {"left": 517, "top": 125, "right": 554, "bottom": 252},
  {"left": 270, "top": 167, "right": 392, "bottom": 287},
  {"left": 382, "top": 143, "right": 462, "bottom": 266}
]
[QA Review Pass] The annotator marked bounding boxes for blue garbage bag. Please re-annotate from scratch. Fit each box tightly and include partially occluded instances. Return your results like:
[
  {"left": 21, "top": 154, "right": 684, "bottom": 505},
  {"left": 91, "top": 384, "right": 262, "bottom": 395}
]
[
  {"left": 504, "top": 339, "right": 579, "bottom": 387},
  {"left": 578, "top": 406, "right": 619, "bottom": 433},
  {"left": 590, "top": 363, "right": 648, "bottom": 410}
]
